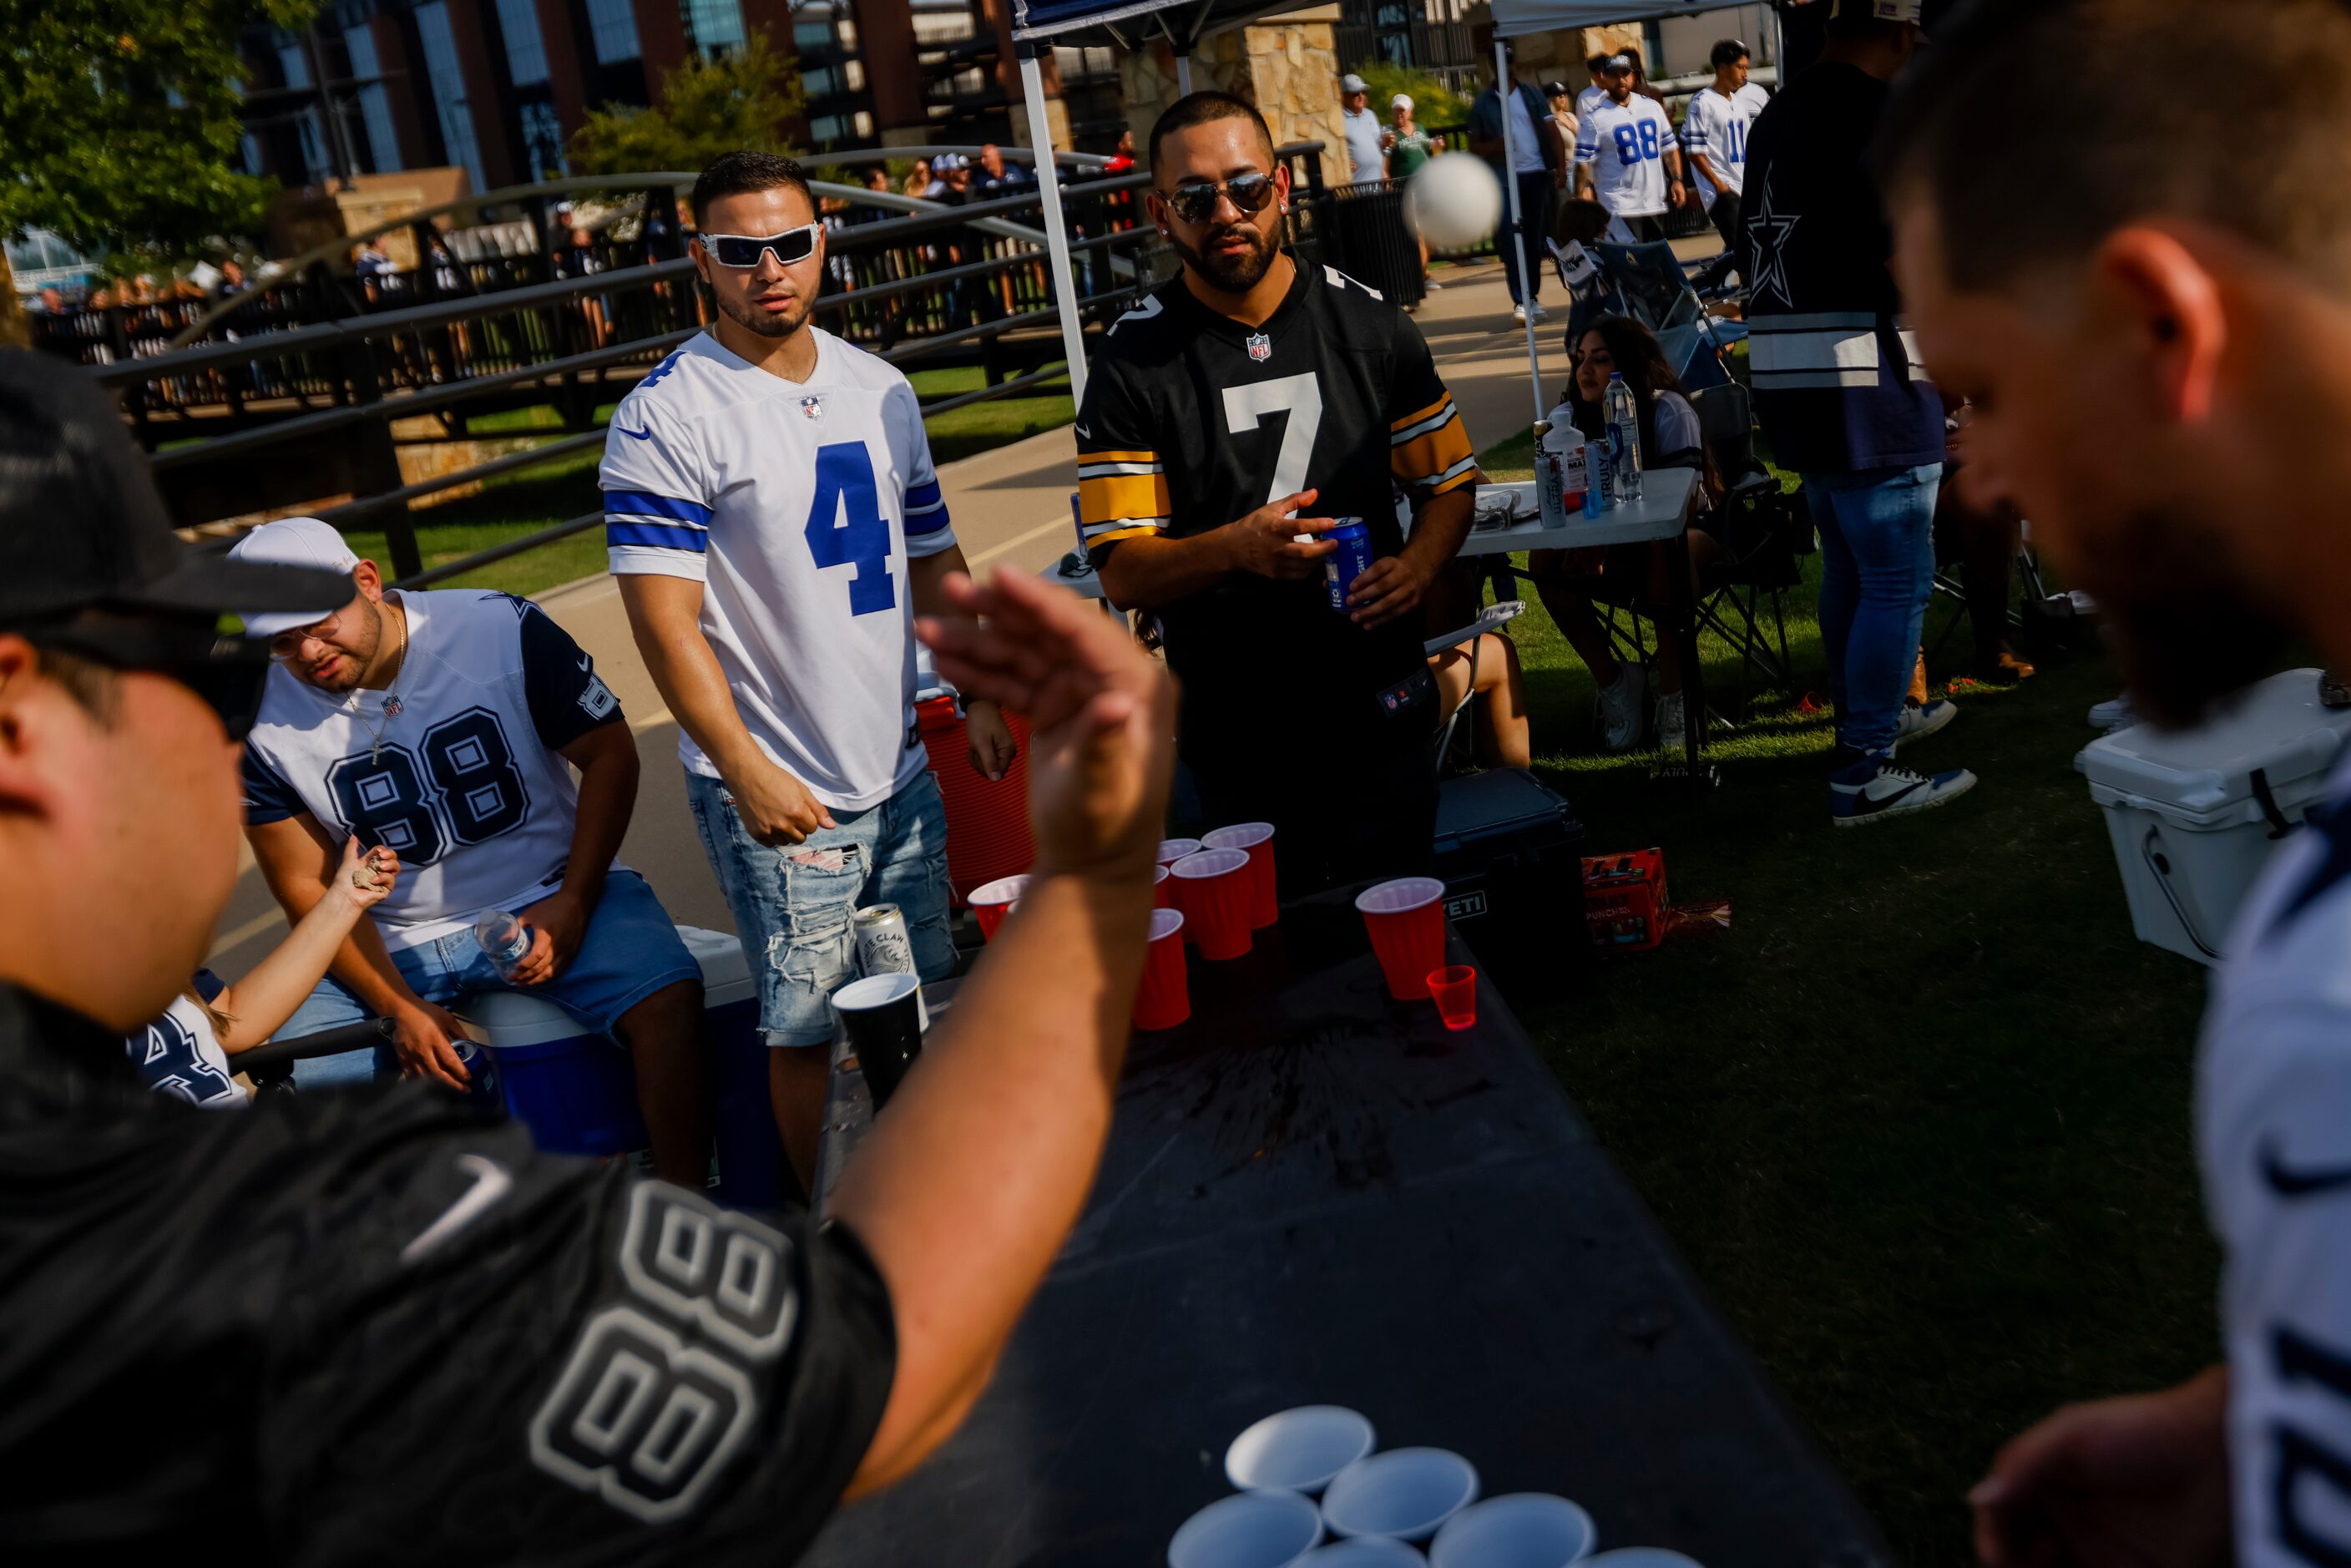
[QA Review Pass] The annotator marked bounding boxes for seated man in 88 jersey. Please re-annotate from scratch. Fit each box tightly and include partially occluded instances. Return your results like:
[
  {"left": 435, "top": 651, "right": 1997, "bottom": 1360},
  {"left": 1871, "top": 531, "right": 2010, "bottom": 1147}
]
[{"left": 230, "top": 517, "right": 712, "bottom": 1188}]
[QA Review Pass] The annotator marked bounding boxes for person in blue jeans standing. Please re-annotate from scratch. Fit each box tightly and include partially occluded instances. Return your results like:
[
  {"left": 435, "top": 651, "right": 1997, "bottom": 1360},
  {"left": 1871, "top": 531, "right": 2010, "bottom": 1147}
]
[
  {"left": 1742, "top": 0, "right": 1975, "bottom": 825},
  {"left": 1468, "top": 43, "right": 1567, "bottom": 326}
]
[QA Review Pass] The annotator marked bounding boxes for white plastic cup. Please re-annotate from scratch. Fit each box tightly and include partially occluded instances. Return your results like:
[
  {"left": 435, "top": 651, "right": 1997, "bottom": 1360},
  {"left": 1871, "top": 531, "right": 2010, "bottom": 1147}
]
[
  {"left": 1167, "top": 1489, "right": 1326, "bottom": 1568},
  {"left": 1157, "top": 837, "right": 1204, "bottom": 866},
  {"left": 1428, "top": 1494, "right": 1598, "bottom": 1568},
  {"left": 1226, "top": 1406, "right": 1378, "bottom": 1495},
  {"left": 1321, "top": 1449, "right": 1480, "bottom": 1543}
]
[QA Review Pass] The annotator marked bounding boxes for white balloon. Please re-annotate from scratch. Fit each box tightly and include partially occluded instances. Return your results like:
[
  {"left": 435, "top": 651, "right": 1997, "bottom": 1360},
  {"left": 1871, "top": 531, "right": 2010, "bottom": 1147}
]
[{"left": 1406, "top": 153, "right": 1504, "bottom": 253}]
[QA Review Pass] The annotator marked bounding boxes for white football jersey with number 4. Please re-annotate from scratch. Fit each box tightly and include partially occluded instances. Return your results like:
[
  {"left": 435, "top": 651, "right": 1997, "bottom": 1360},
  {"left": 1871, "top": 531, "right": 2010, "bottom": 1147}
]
[{"left": 600, "top": 328, "right": 957, "bottom": 811}]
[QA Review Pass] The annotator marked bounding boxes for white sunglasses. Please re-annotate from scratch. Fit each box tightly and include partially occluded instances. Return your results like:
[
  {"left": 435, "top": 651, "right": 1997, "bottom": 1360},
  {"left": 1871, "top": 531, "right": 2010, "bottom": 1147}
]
[{"left": 699, "top": 223, "right": 822, "bottom": 268}]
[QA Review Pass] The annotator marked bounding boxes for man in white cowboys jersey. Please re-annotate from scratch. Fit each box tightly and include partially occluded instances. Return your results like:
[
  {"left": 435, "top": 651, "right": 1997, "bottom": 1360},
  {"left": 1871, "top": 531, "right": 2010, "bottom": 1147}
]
[
  {"left": 1575, "top": 53, "right": 1687, "bottom": 245},
  {"left": 1681, "top": 40, "right": 1757, "bottom": 267},
  {"left": 606, "top": 151, "right": 1014, "bottom": 1191},
  {"left": 232, "top": 518, "right": 713, "bottom": 1187},
  {"left": 1883, "top": 3, "right": 2351, "bottom": 1564}
]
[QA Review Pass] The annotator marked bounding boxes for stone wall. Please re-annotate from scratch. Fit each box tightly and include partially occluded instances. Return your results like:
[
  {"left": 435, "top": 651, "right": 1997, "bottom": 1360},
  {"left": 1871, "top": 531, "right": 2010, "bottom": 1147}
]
[
  {"left": 1117, "top": 6, "right": 1352, "bottom": 188},
  {"left": 1497, "top": 23, "right": 1645, "bottom": 89}
]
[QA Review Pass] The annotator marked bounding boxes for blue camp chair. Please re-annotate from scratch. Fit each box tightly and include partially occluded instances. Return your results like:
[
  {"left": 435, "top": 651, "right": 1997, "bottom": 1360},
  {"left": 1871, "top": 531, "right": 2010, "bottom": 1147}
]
[{"left": 1562, "top": 240, "right": 1746, "bottom": 396}]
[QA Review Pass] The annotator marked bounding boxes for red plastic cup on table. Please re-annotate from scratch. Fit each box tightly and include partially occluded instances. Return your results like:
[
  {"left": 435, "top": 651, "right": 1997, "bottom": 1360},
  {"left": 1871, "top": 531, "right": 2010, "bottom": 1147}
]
[
  {"left": 1428, "top": 965, "right": 1478, "bottom": 1030},
  {"left": 1355, "top": 877, "right": 1449, "bottom": 999},
  {"left": 1152, "top": 863, "right": 1173, "bottom": 909},
  {"left": 968, "top": 873, "right": 1028, "bottom": 943},
  {"left": 1201, "top": 822, "right": 1277, "bottom": 929},
  {"left": 1133, "top": 908, "right": 1191, "bottom": 1030},
  {"left": 1170, "top": 848, "right": 1254, "bottom": 960},
  {"left": 1156, "top": 837, "right": 1202, "bottom": 867}
]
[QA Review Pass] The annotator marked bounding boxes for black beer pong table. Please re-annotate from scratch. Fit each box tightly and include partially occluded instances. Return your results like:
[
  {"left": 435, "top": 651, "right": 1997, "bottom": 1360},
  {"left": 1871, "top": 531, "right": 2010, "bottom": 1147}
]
[{"left": 802, "top": 891, "right": 1888, "bottom": 1567}]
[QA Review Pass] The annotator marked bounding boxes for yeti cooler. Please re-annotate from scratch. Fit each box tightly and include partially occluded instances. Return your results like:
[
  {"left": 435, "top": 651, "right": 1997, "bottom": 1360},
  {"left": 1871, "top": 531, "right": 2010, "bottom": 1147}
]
[{"left": 2081, "top": 668, "right": 2351, "bottom": 964}]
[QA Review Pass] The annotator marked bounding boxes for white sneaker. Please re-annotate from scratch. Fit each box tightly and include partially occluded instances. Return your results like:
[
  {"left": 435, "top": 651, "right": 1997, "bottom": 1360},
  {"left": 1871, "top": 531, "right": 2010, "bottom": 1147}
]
[
  {"left": 1656, "top": 690, "right": 1686, "bottom": 751},
  {"left": 1512, "top": 304, "right": 1528, "bottom": 324},
  {"left": 1423, "top": 277, "right": 1444, "bottom": 291},
  {"left": 1597, "top": 665, "right": 1646, "bottom": 751},
  {"left": 1893, "top": 698, "right": 1957, "bottom": 751},
  {"left": 1831, "top": 757, "right": 1978, "bottom": 827},
  {"left": 1529, "top": 301, "right": 1549, "bottom": 321}
]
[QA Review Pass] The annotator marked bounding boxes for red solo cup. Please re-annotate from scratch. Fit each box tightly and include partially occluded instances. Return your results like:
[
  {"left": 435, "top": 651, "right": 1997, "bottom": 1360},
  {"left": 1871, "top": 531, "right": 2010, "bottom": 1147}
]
[
  {"left": 1153, "top": 863, "right": 1174, "bottom": 908},
  {"left": 1170, "top": 848, "right": 1254, "bottom": 960},
  {"left": 1355, "top": 877, "right": 1449, "bottom": 999},
  {"left": 1133, "top": 908, "right": 1191, "bottom": 1030},
  {"left": 1156, "top": 837, "right": 1202, "bottom": 867},
  {"left": 1201, "top": 822, "right": 1277, "bottom": 929},
  {"left": 1428, "top": 964, "right": 1478, "bottom": 1030},
  {"left": 968, "top": 874, "right": 1028, "bottom": 942}
]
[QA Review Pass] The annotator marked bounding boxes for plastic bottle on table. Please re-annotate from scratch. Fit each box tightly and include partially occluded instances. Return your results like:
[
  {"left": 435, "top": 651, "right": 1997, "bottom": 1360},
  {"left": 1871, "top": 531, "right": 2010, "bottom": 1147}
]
[
  {"left": 1545, "top": 403, "right": 1593, "bottom": 518},
  {"left": 1604, "top": 372, "right": 1644, "bottom": 505}
]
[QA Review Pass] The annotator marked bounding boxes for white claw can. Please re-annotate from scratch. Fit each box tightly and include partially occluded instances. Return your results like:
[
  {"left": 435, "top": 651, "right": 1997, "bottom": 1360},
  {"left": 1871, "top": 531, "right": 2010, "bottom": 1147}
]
[{"left": 853, "top": 903, "right": 929, "bottom": 1029}]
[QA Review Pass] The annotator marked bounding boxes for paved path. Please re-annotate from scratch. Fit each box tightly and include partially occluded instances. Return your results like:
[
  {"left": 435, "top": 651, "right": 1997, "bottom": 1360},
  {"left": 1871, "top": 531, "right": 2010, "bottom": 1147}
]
[{"left": 206, "top": 259, "right": 1577, "bottom": 976}]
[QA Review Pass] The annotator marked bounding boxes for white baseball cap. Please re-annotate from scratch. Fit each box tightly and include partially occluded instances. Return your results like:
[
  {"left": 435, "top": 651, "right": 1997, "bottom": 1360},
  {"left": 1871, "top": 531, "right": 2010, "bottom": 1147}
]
[
  {"left": 1392, "top": 93, "right": 1413, "bottom": 110},
  {"left": 228, "top": 517, "right": 360, "bottom": 638},
  {"left": 1340, "top": 73, "right": 1368, "bottom": 94}
]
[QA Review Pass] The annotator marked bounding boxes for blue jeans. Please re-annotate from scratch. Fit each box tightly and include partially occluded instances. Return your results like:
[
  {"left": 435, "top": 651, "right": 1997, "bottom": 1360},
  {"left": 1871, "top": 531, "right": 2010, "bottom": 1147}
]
[
  {"left": 1500, "top": 169, "right": 1555, "bottom": 306},
  {"left": 282, "top": 868, "right": 702, "bottom": 1089},
  {"left": 685, "top": 768, "right": 955, "bottom": 1048},
  {"left": 1807, "top": 463, "right": 1944, "bottom": 756}
]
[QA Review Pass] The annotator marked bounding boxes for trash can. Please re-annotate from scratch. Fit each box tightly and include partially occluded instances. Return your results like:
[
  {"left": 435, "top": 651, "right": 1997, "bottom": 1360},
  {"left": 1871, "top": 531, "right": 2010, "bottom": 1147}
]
[{"left": 2081, "top": 668, "right": 2351, "bottom": 964}]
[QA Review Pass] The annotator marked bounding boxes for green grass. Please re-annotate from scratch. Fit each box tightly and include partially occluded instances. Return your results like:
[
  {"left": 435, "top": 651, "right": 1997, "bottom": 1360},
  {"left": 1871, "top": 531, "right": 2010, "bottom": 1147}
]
[
  {"left": 1474, "top": 437, "right": 2217, "bottom": 1563},
  {"left": 357, "top": 368, "right": 1075, "bottom": 596}
]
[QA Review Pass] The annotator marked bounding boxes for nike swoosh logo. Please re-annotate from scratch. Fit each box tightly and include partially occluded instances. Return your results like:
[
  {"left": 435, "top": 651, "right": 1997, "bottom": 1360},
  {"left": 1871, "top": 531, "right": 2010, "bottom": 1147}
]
[
  {"left": 1073, "top": 422, "right": 1090, "bottom": 438},
  {"left": 2261, "top": 1137, "right": 2351, "bottom": 1197},
  {"left": 577, "top": 653, "right": 593, "bottom": 671},
  {"left": 617, "top": 425, "right": 655, "bottom": 441},
  {"left": 402, "top": 1152, "right": 513, "bottom": 1262}
]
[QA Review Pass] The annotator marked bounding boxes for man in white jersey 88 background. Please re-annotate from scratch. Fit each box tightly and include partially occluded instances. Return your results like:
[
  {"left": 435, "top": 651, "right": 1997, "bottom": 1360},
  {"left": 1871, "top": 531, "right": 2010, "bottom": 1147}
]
[
  {"left": 609, "top": 152, "right": 1014, "bottom": 1191},
  {"left": 1575, "top": 53, "right": 1687, "bottom": 245}
]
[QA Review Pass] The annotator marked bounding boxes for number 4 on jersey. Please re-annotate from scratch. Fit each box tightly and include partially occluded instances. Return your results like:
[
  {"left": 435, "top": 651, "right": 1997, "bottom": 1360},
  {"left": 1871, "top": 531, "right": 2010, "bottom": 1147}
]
[{"left": 804, "top": 443, "right": 897, "bottom": 616}]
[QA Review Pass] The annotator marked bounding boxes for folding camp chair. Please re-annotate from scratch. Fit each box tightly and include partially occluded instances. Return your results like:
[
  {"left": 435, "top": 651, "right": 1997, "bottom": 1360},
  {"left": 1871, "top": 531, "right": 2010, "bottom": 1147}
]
[
  {"left": 1585, "top": 241, "right": 1747, "bottom": 396},
  {"left": 1424, "top": 599, "right": 1527, "bottom": 776},
  {"left": 1689, "top": 382, "right": 1809, "bottom": 716}
]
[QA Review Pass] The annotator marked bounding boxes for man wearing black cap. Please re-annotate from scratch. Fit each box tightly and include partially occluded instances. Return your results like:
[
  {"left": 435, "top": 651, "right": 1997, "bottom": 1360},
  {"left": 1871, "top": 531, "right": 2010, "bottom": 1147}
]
[{"left": 0, "top": 356, "right": 1180, "bottom": 1558}]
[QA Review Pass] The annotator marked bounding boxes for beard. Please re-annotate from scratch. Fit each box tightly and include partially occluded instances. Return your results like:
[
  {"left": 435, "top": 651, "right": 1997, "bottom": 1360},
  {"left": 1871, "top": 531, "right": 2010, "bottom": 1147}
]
[
  {"left": 2084, "top": 505, "right": 2296, "bottom": 730},
  {"left": 1171, "top": 220, "right": 1280, "bottom": 295},
  {"left": 715, "top": 286, "right": 810, "bottom": 340},
  {"left": 296, "top": 604, "right": 381, "bottom": 693}
]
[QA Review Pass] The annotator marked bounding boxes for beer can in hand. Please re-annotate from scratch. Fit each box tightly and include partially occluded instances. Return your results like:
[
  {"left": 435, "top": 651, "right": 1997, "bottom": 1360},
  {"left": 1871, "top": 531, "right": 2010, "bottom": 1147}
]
[{"left": 854, "top": 903, "right": 929, "bottom": 1029}]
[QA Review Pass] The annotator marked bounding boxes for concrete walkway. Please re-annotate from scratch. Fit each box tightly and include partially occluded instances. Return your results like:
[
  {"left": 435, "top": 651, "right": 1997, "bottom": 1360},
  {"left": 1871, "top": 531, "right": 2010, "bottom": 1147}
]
[{"left": 205, "top": 259, "right": 1575, "bottom": 976}]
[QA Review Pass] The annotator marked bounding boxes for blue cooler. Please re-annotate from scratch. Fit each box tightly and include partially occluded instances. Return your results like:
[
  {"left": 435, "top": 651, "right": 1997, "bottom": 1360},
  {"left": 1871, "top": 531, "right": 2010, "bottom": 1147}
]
[
  {"left": 675, "top": 925, "right": 788, "bottom": 1212},
  {"left": 470, "top": 992, "right": 649, "bottom": 1158}
]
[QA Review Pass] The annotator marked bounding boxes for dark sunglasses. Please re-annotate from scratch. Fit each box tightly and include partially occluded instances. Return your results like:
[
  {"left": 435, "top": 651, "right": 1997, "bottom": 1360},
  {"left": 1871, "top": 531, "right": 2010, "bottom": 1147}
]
[
  {"left": 28, "top": 609, "right": 275, "bottom": 741},
  {"left": 1160, "top": 172, "right": 1277, "bottom": 226},
  {"left": 700, "top": 224, "right": 822, "bottom": 268}
]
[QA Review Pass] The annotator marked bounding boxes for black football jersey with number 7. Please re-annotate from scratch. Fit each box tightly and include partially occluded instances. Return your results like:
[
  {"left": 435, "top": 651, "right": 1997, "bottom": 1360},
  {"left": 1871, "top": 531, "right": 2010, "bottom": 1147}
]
[{"left": 1076, "top": 260, "right": 1478, "bottom": 756}]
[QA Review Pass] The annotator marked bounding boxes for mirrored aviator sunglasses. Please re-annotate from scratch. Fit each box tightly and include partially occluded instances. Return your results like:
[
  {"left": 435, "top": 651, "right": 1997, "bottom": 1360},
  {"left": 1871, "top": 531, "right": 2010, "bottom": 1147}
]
[
  {"left": 703, "top": 225, "right": 822, "bottom": 268},
  {"left": 1164, "top": 172, "right": 1277, "bottom": 226}
]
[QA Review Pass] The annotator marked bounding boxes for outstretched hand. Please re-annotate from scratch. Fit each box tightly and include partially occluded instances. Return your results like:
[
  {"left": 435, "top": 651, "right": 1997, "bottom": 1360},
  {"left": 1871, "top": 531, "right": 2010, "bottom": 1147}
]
[{"left": 916, "top": 569, "right": 1174, "bottom": 881}]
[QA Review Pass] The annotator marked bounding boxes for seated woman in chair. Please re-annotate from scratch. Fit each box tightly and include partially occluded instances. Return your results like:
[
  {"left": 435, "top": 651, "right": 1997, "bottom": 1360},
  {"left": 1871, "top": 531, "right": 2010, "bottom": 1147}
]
[{"left": 1526, "top": 314, "right": 1719, "bottom": 751}]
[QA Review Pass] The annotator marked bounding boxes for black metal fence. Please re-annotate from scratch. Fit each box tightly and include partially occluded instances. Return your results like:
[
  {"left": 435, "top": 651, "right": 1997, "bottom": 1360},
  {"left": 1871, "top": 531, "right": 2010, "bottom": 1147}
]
[{"left": 73, "top": 144, "right": 1397, "bottom": 593}]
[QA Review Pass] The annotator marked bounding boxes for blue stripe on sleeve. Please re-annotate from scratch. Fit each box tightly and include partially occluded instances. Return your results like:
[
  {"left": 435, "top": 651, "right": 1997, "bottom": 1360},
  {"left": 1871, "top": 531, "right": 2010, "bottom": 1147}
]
[
  {"left": 603, "top": 490, "right": 714, "bottom": 526},
  {"left": 607, "top": 520, "right": 710, "bottom": 552},
  {"left": 906, "top": 478, "right": 943, "bottom": 508},
  {"left": 907, "top": 504, "right": 954, "bottom": 537}
]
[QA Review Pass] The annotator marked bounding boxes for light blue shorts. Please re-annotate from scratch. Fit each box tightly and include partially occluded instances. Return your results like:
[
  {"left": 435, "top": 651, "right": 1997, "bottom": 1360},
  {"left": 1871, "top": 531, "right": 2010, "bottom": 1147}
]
[
  {"left": 685, "top": 768, "right": 956, "bottom": 1048},
  {"left": 282, "top": 868, "right": 702, "bottom": 1089}
]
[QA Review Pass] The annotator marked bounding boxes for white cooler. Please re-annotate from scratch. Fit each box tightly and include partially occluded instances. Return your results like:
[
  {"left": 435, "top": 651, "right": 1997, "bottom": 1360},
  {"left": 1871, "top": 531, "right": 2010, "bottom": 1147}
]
[{"left": 2081, "top": 669, "right": 2351, "bottom": 964}]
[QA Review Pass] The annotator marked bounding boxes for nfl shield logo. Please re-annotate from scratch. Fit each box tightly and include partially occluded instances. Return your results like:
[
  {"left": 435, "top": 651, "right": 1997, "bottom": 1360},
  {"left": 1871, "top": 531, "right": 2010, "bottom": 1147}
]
[
  {"left": 799, "top": 394, "right": 826, "bottom": 421},
  {"left": 1246, "top": 332, "right": 1272, "bottom": 363}
]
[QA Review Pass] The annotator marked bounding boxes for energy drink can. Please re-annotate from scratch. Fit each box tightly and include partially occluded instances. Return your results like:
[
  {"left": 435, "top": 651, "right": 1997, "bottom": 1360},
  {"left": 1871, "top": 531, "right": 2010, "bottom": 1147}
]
[
  {"left": 1323, "top": 518, "right": 1375, "bottom": 613},
  {"left": 854, "top": 903, "right": 929, "bottom": 1029},
  {"left": 450, "top": 1035, "right": 504, "bottom": 1115}
]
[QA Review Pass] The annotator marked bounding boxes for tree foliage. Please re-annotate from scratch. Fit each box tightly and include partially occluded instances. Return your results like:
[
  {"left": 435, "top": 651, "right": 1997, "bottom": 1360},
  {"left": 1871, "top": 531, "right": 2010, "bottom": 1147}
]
[
  {"left": 569, "top": 36, "right": 808, "bottom": 177},
  {"left": 0, "top": 0, "right": 319, "bottom": 266},
  {"left": 1356, "top": 62, "right": 1472, "bottom": 133}
]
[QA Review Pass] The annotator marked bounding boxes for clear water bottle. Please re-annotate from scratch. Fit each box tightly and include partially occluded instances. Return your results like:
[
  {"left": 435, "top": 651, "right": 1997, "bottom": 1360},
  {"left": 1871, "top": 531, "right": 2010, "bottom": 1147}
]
[
  {"left": 473, "top": 911, "right": 531, "bottom": 979},
  {"left": 1605, "top": 372, "right": 1644, "bottom": 506}
]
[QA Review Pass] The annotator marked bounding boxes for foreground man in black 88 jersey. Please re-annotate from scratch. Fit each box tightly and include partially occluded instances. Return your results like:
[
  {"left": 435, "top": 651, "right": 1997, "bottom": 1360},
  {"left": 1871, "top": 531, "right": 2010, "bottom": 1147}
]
[
  {"left": 0, "top": 359, "right": 1176, "bottom": 1562},
  {"left": 1882, "top": 3, "right": 2351, "bottom": 1565},
  {"left": 1082, "top": 91, "right": 1480, "bottom": 896}
]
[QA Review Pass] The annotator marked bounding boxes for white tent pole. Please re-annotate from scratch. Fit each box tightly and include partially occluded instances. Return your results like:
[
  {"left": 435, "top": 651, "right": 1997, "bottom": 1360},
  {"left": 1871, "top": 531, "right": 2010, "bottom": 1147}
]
[
  {"left": 1176, "top": 51, "right": 1194, "bottom": 94},
  {"left": 1019, "top": 46, "right": 1090, "bottom": 405},
  {"left": 1494, "top": 37, "right": 1545, "bottom": 426}
]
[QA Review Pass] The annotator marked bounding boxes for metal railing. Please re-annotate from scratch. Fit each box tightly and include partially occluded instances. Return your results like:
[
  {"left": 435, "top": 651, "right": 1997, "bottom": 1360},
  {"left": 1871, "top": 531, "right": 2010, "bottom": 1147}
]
[{"left": 66, "top": 144, "right": 1393, "bottom": 593}]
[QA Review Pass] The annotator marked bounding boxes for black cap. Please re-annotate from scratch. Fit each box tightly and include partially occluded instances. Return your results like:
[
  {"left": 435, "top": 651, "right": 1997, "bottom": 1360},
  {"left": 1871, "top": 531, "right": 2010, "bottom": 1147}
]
[
  {"left": 0, "top": 352, "right": 350, "bottom": 631},
  {"left": 1542, "top": 79, "right": 1571, "bottom": 96}
]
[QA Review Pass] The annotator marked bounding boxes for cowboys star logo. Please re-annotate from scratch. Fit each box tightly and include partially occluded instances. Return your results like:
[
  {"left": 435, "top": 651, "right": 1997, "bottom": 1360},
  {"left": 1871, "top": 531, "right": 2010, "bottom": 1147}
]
[{"left": 1746, "top": 180, "right": 1802, "bottom": 309}]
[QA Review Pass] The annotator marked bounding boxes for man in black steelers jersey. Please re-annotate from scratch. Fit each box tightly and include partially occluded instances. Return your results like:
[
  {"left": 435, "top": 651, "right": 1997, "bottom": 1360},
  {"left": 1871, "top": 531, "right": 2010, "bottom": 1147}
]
[
  {"left": 0, "top": 361, "right": 1176, "bottom": 1562},
  {"left": 1084, "top": 92, "right": 1481, "bottom": 895}
]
